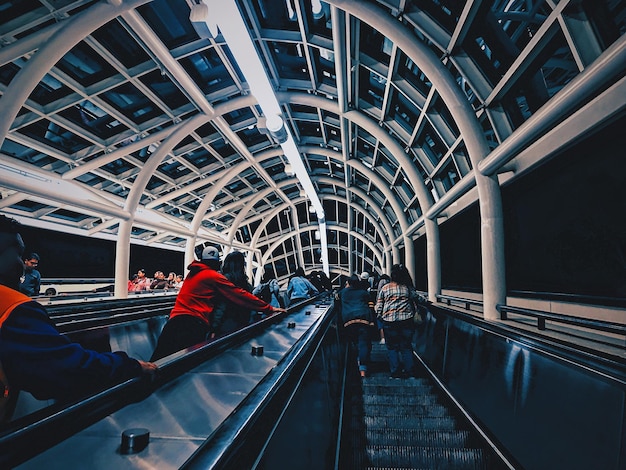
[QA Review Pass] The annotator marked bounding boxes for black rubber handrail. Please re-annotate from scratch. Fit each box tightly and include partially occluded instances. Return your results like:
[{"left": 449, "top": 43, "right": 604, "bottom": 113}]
[
  {"left": 436, "top": 294, "right": 625, "bottom": 338},
  {"left": 436, "top": 293, "right": 483, "bottom": 310},
  {"left": 181, "top": 296, "right": 335, "bottom": 469},
  {"left": 55, "top": 307, "right": 170, "bottom": 333},
  {"left": 497, "top": 304, "right": 626, "bottom": 336},
  {"left": 0, "top": 300, "right": 303, "bottom": 469}
]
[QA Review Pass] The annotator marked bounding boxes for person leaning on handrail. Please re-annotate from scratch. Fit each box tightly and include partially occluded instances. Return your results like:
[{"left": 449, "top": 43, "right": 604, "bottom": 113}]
[
  {"left": 149, "top": 245, "right": 287, "bottom": 361},
  {"left": 0, "top": 214, "right": 158, "bottom": 422}
]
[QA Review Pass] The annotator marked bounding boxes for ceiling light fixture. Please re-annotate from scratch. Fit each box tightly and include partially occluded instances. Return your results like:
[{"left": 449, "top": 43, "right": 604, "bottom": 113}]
[{"left": 191, "top": 0, "right": 329, "bottom": 274}]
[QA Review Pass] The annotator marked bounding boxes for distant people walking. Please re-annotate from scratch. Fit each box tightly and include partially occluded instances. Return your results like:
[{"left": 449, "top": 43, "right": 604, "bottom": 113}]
[
  {"left": 150, "top": 246, "right": 285, "bottom": 361},
  {"left": 19, "top": 252, "right": 41, "bottom": 297},
  {"left": 287, "top": 267, "right": 319, "bottom": 306},
  {"left": 375, "top": 264, "right": 416, "bottom": 379},
  {"left": 337, "top": 275, "right": 374, "bottom": 378}
]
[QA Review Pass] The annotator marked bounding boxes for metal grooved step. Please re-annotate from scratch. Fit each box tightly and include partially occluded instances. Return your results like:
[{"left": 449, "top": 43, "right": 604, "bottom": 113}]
[{"left": 341, "top": 342, "right": 488, "bottom": 470}]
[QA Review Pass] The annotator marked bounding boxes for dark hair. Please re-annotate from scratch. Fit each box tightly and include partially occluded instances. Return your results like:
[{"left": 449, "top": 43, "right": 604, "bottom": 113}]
[
  {"left": 0, "top": 214, "right": 21, "bottom": 234},
  {"left": 24, "top": 252, "right": 40, "bottom": 262},
  {"left": 261, "top": 270, "right": 276, "bottom": 283},
  {"left": 390, "top": 264, "right": 414, "bottom": 288},
  {"left": 347, "top": 274, "right": 360, "bottom": 286},
  {"left": 293, "top": 267, "right": 305, "bottom": 278},
  {"left": 222, "top": 251, "right": 250, "bottom": 289}
]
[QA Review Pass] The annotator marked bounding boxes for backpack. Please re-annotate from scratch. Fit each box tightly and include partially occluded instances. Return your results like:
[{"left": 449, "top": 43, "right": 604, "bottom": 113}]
[{"left": 256, "top": 282, "right": 272, "bottom": 304}]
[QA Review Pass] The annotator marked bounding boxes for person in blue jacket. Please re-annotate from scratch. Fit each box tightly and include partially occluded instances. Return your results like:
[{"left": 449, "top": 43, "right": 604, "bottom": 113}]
[
  {"left": 0, "top": 214, "right": 158, "bottom": 422},
  {"left": 286, "top": 267, "right": 319, "bottom": 306},
  {"left": 337, "top": 274, "right": 374, "bottom": 377}
]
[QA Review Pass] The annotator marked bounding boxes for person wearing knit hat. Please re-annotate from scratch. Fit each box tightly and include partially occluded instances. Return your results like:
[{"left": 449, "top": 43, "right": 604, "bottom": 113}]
[{"left": 150, "top": 245, "right": 286, "bottom": 360}]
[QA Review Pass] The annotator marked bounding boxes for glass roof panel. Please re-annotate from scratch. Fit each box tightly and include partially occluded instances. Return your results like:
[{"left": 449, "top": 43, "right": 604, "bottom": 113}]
[
  {"left": 182, "top": 147, "right": 219, "bottom": 170},
  {"left": 29, "top": 73, "right": 73, "bottom": 106},
  {"left": 251, "top": 0, "right": 300, "bottom": 31},
  {"left": 137, "top": 0, "right": 200, "bottom": 49},
  {"left": 91, "top": 20, "right": 151, "bottom": 69},
  {"left": 180, "top": 48, "right": 238, "bottom": 96},
  {"left": 56, "top": 42, "right": 117, "bottom": 86},
  {"left": 267, "top": 41, "right": 310, "bottom": 81},
  {"left": 140, "top": 70, "right": 190, "bottom": 110},
  {"left": 99, "top": 82, "right": 164, "bottom": 124},
  {"left": 19, "top": 119, "right": 91, "bottom": 154},
  {"left": 58, "top": 101, "right": 129, "bottom": 139}
]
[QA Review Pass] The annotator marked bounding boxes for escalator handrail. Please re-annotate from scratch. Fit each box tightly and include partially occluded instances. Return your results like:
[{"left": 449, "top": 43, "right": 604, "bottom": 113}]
[
  {"left": 0, "top": 299, "right": 312, "bottom": 469},
  {"left": 180, "top": 296, "right": 335, "bottom": 469}
]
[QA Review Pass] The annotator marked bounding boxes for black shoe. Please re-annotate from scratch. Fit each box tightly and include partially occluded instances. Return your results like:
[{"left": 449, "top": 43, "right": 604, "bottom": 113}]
[{"left": 390, "top": 372, "right": 403, "bottom": 379}]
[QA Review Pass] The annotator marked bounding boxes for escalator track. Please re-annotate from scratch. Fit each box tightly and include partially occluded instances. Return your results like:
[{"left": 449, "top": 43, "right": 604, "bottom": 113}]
[{"left": 341, "top": 342, "right": 513, "bottom": 470}]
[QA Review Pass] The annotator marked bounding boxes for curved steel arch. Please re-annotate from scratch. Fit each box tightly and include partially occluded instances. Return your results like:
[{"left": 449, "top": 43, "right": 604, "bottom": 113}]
[
  {"left": 258, "top": 221, "right": 383, "bottom": 280},
  {"left": 326, "top": 0, "right": 503, "bottom": 315}
]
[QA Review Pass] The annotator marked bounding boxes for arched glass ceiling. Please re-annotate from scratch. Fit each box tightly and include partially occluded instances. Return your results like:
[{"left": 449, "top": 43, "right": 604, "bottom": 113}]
[{"left": 0, "top": 0, "right": 624, "bottom": 283}]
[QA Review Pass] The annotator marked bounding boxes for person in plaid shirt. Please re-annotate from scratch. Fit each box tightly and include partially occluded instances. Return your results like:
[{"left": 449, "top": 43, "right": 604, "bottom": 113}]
[{"left": 375, "top": 264, "right": 417, "bottom": 378}]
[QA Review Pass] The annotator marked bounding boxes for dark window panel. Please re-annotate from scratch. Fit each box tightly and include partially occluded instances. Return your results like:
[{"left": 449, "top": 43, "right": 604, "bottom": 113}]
[
  {"left": 159, "top": 158, "right": 192, "bottom": 179},
  {"left": 180, "top": 47, "right": 238, "bottom": 96},
  {"left": 30, "top": 74, "right": 73, "bottom": 105},
  {"left": 146, "top": 175, "right": 166, "bottom": 191},
  {"left": 99, "top": 82, "right": 163, "bottom": 124},
  {"left": 58, "top": 101, "right": 129, "bottom": 139},
  {"left": 389, "top": 90, "right": 420, "bottom": 132},
  {"left": 223, "top": 107, "right": 255, "bottom": 126},
  {"left": 19, "top": 119, "right": 91, "bottom": 153},
  {"left": 140, "top": 70, "right": 189, "bottom": 110},
  {"left": 102, "top": 158, "right": 135, "bottom": 176},
  {"left": 92, "top": 19, "right": 151, "bottom": 69},
  {"left": 137, "top": 0, "right": 199, "bottom": 49},
  {"left": 397, "top": 53, "right": 432, "bottom": 97},
  {"left": 251, "top": 0, "right": 299, "bottom": 31},
  {"left": 56, "top": 42, "right": 117, "bottom": 86},
  {"left": 359, "top": 23, "right": 391, "bottom": 66},
  {"left": 359, "top": 66, "right": 385, "bottom": 109},
  {"left": 308, "top": 1, "right": 332, "bottom": 39},
  {"left": 182, "top": 147, "right": 218, "bottom": 169}
]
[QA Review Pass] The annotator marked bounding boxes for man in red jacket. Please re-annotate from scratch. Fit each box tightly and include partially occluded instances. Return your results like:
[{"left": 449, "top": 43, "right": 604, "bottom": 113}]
[{"left": 150, "top": 246, "right": 286, "bottom": 361}]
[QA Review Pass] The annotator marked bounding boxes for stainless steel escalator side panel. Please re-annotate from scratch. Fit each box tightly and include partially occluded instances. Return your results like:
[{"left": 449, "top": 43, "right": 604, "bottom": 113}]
[
  {"left": 17, "top": 303, "right": 329, "bottom": 469},
  {"left": 415, "top": 306, "right": 626, "bottom": 470}
]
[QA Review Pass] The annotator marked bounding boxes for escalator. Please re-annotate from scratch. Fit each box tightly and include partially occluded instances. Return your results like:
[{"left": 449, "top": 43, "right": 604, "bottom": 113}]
[
  {"left": 3, "top": 296, "right": 623, "bottom": 469},
  {"left": 340, "top": 342, "right": 510, "bottom": 469},
  {"left": 0, "top": 295, "right": 334, "bottom": 469}
]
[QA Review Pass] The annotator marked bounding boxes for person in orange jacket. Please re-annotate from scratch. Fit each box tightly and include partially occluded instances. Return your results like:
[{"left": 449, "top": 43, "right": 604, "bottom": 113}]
[{"left": 0, "top": 214, "right": 157, "bottom": 422}]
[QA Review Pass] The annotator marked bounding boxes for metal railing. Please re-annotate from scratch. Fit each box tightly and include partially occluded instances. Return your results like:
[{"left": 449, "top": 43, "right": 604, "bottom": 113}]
[
  {"left": 497, "top": 304, "right": 626, "bottom": 336},
  {"left": 436, "top": 293, "right": 483, "bottom": 311}
]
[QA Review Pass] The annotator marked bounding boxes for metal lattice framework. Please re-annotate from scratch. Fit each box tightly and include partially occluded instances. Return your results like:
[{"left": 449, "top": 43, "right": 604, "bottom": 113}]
[{"left": 0, "top": 0, "right": 624, "bottom": 313}]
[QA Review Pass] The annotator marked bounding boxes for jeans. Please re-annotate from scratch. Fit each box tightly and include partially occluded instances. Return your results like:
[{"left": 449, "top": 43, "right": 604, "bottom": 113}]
[
  {"left": 345, "top": 324, "right": 372, "bottom": 372},
  {"left": 150, "top": 315, "right": 210, "bottom": 361},
  {"left": 382, "top": 318, "right": 415, "bottom": 376}
]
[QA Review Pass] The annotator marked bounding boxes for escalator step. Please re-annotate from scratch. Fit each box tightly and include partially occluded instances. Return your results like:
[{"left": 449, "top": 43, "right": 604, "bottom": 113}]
[
  {"left": 366, "top": 445, "right": 486, "bottom": 469},
  {"left": 362, "top": 415, "right": 458, "bottom": 430},
  {"left": 362, "top": 393, "right": 439, "bottom": 406},
  {"left": 364, "top": 376, "right": 431, "bottom": 387},
  {"left": 365, "top": 429, "right": 472, "bottom": 447},
  {"left": 363, "top": 402, "right": 451, "bottom": 417}
]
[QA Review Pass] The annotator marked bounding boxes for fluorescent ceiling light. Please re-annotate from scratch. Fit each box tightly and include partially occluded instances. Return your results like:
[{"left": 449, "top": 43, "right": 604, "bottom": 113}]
[{"left": 198, "top": 0, "right": 329, "bottom": 275}]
